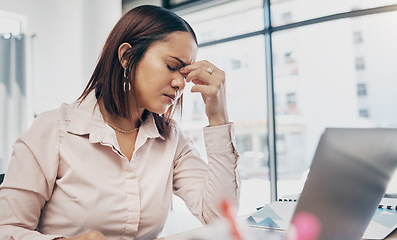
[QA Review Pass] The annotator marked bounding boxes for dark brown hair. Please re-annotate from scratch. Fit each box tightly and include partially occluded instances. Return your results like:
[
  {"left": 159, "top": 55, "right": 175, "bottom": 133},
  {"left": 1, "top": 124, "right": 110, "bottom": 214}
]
[{"left": 78, "top": 5, "right": 197, "bottom": 137}]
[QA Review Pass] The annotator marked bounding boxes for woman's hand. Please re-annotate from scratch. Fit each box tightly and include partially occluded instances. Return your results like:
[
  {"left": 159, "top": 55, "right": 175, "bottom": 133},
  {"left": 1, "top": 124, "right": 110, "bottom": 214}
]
[
  {"left": 56, "top": 230, "right": 107, "bottom": 240},
  {"left": 179, "top": 60, "right": 229, "bottom": 126}
]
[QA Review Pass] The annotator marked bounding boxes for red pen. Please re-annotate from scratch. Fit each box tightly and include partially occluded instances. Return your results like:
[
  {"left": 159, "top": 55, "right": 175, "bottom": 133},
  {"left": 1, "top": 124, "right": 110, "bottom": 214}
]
[{"left": 220, "top": 198, "right": 244, "bottom": 240}]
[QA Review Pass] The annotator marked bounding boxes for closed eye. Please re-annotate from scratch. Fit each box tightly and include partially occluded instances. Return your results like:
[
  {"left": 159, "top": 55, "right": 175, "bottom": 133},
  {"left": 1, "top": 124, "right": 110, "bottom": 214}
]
[{"left": 166, "top": 64, "right": 177, "bottom": 71}]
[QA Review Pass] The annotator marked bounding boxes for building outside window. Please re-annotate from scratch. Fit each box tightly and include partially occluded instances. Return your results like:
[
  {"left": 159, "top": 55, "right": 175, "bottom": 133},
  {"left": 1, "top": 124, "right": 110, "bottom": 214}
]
[
  {"left": 353, "top": 31, "right": 363, "bottom": 44},
  {"left": 357, "top": 83, "right": 367, "bottom": 96},
  {"left": 359, "top": 109, "right": 370, "bottom": 118},
  {"left": 355, "top": 57, "right": 366, "bottom": 70},
  {"left": 161, "top": 0, "right": 397, "bottom": 215}
]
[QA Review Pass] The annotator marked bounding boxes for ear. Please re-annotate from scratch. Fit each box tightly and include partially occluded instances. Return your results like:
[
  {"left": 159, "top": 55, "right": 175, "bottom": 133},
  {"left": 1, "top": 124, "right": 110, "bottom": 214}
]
[{"left": 118, "top": 43, "right": 132, "bottom": 68}]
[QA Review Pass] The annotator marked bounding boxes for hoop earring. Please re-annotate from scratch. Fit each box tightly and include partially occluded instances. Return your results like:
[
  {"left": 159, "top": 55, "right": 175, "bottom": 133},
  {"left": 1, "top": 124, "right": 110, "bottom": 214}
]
[
  {"left": 123, "top": 67, "right": 131, "bottom": 92},
  {"left": 124, "top": 67, "right": 131, "bottom": 78},
  {"left": 123, "top": 81, "right": 131, "bottom": 92}
]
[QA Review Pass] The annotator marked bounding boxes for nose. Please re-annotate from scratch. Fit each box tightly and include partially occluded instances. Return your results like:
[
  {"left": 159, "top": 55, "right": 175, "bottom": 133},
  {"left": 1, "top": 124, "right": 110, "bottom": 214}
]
[{"left": 171, "top": 73, "right": 186, "bottom": 90}]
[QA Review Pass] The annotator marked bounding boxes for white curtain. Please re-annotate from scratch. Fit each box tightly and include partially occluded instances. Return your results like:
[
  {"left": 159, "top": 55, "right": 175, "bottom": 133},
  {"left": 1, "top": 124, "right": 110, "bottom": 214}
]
[{"left": 0, "top": 34, "right": 26, "bottom": 173}]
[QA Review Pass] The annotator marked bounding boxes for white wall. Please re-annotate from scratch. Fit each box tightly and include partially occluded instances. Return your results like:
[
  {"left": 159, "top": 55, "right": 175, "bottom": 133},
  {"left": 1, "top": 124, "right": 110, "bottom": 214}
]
[
  {"left": 0, "top": 0, "right": 122, "bottom": 118},
  {"left": 0, "top": 0, "right": 121, "bottom": 171}
]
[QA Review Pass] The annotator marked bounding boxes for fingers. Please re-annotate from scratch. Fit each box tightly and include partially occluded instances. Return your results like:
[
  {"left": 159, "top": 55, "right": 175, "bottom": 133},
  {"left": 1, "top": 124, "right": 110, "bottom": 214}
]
[
  {"left": 179, "top": 61, "right": 224, "bottom": 98},
  {"left": 180, "top": 60, "right": 228, "bottom": 126},
  {"left": 179, "top": 60, "right": 224, "bottom": 86}
]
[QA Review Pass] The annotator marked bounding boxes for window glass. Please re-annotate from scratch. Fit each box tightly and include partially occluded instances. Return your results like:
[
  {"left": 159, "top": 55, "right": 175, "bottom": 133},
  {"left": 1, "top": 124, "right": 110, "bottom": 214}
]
[
  {"left": 270, "top": 0, "right": 397, "bottom": 27},
  {"left": 175, "top": 35, "right": 270, "bottom": 215},
  {"left": 181, "top": 0, "right": 264, "bottom": 44},
  {"left": 170, "top": 0, "right": 191, "bottom": 5},
  {"left": 272, "top": 11, "right": 397, "bottom": 198}
]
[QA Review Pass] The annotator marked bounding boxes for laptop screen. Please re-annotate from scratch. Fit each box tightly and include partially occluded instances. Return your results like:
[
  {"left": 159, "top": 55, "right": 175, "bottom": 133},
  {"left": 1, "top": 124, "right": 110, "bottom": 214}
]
[{"left": 290, "top": 128, "right": 397, "bottom": 240}]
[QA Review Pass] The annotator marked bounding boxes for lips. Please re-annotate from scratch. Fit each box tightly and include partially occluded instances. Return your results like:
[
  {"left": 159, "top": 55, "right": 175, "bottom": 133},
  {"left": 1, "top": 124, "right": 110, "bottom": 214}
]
[
  {"left": 164, "top": 94, "right": 176, "bottom": 103},
  {"left": 164, "top": 94, "right": 175, "bottom": 100}
]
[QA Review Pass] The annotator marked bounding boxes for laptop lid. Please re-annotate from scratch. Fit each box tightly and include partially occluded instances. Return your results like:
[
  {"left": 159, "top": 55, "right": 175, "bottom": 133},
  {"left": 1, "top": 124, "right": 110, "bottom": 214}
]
[{"left": 290, "top": 128, "right": 397, "bottom": 240}]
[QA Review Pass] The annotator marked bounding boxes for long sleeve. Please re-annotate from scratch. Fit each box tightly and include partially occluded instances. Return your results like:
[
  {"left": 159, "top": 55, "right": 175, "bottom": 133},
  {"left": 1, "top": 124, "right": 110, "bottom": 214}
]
[
  {"left": 0, "top": 96, "right": 240, "bottom": 239},
  {"left": 172, "top": 123, "right": 240, "bottom": 224},
  {"left": 0, "top": 111, "right": 63, "bottom": 240}
]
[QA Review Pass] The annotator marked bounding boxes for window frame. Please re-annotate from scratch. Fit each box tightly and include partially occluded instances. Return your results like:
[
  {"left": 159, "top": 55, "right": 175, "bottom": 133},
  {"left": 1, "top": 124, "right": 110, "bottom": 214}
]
[{"left": 173, "top": 1, "right": 397, "bottom": 202}]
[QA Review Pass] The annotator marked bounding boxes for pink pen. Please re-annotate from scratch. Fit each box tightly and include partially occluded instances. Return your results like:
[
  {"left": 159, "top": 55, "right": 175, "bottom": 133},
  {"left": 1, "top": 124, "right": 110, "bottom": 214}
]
[{"left": 286, "top": 212, "right": 321, "bottom": 240}]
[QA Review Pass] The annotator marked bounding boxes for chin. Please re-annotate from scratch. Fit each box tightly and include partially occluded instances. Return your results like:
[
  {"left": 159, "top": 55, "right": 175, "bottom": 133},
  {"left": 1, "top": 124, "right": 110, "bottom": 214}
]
[{"left": 149, "top": 105, "right": 172, "bottom": 115}]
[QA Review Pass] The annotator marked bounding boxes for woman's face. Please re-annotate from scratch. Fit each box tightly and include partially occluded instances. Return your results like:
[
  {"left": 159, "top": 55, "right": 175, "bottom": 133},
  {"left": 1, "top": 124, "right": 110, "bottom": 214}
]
[{"left": 133, "top": 31, "right": 197, "bottom": 115}]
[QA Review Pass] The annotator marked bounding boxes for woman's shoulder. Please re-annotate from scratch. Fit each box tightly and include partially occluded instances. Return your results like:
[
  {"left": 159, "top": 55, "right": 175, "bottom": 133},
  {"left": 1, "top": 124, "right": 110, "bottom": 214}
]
[
  {"left": 20, "top": 102, "right": 76, "bottom": 141},
  {"left": 33, "top": 102, "right": 75, "bottom": 126}
]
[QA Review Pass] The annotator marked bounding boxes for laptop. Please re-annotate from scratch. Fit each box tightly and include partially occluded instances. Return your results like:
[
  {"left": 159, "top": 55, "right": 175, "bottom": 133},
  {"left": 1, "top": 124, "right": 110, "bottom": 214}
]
[{"left": 290, "top": 128, "right": 397, "bottom": 240}]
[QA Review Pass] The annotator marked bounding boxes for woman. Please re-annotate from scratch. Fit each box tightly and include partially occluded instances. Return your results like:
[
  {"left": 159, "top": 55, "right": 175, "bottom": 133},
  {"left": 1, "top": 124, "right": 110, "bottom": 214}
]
[{"left": 0, "top": 5, "right": 240, "bottom": 240}]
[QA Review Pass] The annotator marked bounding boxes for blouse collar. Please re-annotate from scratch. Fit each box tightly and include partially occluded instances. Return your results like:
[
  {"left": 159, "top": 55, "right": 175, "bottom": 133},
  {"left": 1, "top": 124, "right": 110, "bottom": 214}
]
[{"left": 66, "top": 91, "right": 165, "bottom": 146}]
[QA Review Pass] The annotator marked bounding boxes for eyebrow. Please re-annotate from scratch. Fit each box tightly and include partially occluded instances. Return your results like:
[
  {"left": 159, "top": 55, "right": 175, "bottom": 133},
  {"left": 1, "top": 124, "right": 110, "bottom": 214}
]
[{"left": 171, "top": 56, "right": 188, "bottom": 67}]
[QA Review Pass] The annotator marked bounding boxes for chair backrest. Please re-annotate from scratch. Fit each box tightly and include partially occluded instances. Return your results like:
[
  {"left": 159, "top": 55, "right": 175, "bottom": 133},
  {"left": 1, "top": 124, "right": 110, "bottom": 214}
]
[{"left": 0, "top": 173, "right": 4, "bottom": 185}]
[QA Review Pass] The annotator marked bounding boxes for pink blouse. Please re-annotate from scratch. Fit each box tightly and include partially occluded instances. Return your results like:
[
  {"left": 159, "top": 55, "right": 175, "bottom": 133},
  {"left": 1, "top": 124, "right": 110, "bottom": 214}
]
[{"left": 0, "top": 92, "right": 240, "bottom": 240}]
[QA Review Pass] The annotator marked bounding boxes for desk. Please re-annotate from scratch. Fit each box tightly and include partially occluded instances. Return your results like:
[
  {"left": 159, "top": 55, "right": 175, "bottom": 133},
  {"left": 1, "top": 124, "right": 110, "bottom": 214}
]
[{"left": 158, "top": 226, "right": 397, "bottom": 240}]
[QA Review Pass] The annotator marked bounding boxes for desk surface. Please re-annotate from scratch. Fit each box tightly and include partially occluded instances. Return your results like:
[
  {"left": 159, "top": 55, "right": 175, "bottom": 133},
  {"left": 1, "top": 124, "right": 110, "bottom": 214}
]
[{"left": 158, "top": 226, "right": 397, "bottom": 240}]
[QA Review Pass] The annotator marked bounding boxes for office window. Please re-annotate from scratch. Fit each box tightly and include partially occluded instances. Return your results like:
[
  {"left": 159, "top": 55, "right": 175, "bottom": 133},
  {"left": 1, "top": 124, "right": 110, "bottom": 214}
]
[
  {"left": 286, "top": 92, "right": 296, "bottom": 105},
  {"left": 353, "top": 31, "right": 363, "bottom": 44},
  {"left": 357, "top": 83, "right": 367, "bottom": 96},
  {"left": 192, "top": 100, "right": 203, "bottom": 120},
  {"left": 182, "top": 0, "right": 264, "bottom": 44},
  {"left": 284, "top": 51, "right": 295, "bottom": 63},
  {"left": 286, "top": 92, "right": 299, "bottom": 114},
  {"left": 274, "top": 50, "right": 299, "bottom": 77},
  {"left": 281, "top": 12, "right": 292, "bottom": 23},
  {"left": 273, "top": 11, "right": 397, "bottom": 198},
  {"left": 272, "top": 53, "right": 279, "bottom": 65},
  {"left": 359, "top": 109, "right": 370, "bottom": 118},
  {"left": 260, "top": 135, "right": 268, "bottom": 157},
  {"left": 174, "top": 0, "right": 397, "bottom": 212},
  {"left": 355, "top": 57, "right": 366, "bottom": 70},
  {"left": 276, "top": 134, "right": 286, "bottom": 154},
  {"left": 236, "top": 135, "right": 253, "bottom": 153},
  {"left": 163, "top": 0, "right": 198, "bottom": 9},
  {"left": 179, "top": 34, "right": 269, "bottom": 215},
  {"left": 170, "top": 0, "right": 190, "bottom": 4},
  {"left": 270, "top": 0, "right": 397, "bottom": 27},
  {"left": 230, "top": 59, "right": 242, "bottom": 70}
]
